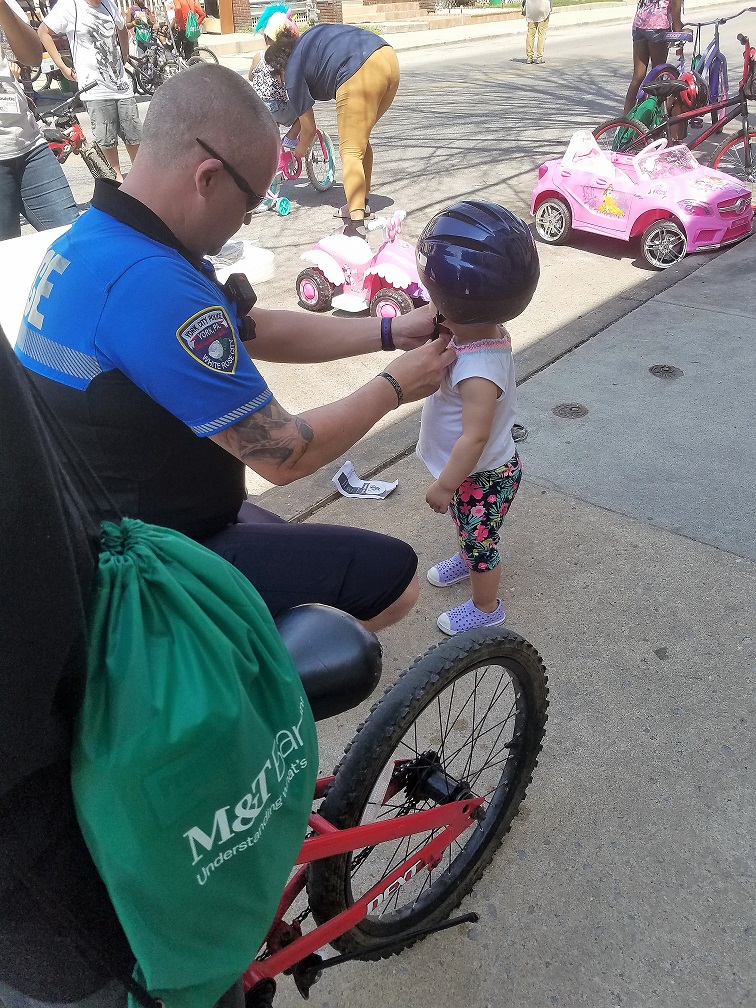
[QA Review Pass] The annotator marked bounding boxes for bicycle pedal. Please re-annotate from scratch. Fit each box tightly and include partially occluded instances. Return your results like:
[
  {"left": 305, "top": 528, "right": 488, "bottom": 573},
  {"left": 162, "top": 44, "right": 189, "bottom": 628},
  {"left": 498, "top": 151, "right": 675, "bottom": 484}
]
[{"left": 689, "top": 117, "right": 703, "bottom": 127}]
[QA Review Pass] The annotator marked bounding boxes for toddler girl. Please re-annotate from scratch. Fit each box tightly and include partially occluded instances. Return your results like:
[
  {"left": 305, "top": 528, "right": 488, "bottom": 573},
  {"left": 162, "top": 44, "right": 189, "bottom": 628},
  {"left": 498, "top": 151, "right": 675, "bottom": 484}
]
[{"left": 415, "top": 200, "right": 540, "bottom": 635}]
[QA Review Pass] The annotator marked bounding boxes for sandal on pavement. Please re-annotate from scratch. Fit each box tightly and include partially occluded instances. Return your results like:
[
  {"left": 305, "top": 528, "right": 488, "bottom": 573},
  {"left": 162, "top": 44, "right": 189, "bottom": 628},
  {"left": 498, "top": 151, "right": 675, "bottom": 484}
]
[
  {"left": 437, "top": 598, "right": 505, "bottom": 636},
  {"left": 333, "top": 204, "right": 372, "bottom": 219},
  {"left": 427, "top": 553, "right": 470, "bottom": 587}
]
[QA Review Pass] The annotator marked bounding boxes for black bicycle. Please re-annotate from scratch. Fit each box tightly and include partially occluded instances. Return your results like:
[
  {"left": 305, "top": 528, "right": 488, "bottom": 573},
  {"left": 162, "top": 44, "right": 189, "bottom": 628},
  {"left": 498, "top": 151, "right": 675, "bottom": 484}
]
[
  {"left": 129, "top": 24, "right": 218, "bottom": 96},
  {"left": 594, "top": 32, "right": 756, "bottom": 185}
]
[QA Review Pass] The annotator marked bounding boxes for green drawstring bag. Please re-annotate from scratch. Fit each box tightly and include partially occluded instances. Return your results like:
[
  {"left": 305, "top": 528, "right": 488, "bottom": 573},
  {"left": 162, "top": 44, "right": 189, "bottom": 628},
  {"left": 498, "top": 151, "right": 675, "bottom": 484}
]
[
  {"left": 185, "top": 11, "right": 201, "bottom": 40},
  {"left": 72, "top": 519, "right": 317, "bottom": 1008}
]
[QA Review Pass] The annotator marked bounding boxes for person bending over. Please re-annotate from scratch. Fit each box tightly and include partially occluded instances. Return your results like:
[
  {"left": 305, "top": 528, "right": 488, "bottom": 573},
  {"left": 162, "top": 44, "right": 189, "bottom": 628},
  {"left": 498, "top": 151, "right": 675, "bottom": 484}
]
[{"left": 265, "top": 23, "right": 400, "bottom": 237}]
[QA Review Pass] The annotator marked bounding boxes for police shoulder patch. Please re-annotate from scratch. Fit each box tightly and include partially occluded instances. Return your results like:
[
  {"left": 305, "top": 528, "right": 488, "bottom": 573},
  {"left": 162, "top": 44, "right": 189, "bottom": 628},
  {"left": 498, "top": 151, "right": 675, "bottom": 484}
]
[{"left": 176, "top": 306, "right": 237, "bottom": 373}]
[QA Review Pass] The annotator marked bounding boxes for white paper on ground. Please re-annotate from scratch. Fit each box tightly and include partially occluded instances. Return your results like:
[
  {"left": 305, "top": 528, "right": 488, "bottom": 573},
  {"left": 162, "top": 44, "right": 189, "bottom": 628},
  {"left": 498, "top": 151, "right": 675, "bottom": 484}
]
[{"left": 332, "top": 460, "right": 398, "bottom": 499}]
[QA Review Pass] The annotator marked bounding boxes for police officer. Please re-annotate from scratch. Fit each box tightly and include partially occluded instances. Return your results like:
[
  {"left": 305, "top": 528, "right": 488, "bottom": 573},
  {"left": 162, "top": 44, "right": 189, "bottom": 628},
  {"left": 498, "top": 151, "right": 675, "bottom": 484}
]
[{"left": 16, "top": 63, "right": 454, "bottom": 631}]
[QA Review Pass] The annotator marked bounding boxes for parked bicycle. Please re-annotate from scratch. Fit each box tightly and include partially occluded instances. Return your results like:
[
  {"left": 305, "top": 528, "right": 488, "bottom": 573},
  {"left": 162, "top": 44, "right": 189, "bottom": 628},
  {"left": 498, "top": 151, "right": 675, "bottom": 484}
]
[
  {"left": 129, "top": 22, "right": 218, "bottom": 96},
  {"left": 37, "top": 81, "right": 116, "bottom": 181},
  {"left": 594, "top": 31, "right": 756, "bottom": 186},
  {"left": 259, "top": 129, "right": 336, "bottom": 216},
  {"left": 240, "top": 605, "right": 548, "bottom": 1005}
]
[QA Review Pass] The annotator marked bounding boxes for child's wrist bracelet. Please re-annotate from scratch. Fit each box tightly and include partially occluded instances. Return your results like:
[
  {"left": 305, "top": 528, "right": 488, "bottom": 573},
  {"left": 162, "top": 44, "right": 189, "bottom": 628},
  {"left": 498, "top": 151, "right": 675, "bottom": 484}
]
[
  {"left": 378, "top": 372, "right": 403, "bottom": 408},
  {"left": 380, "top": 316, "right": 395, "bottom": 352}
]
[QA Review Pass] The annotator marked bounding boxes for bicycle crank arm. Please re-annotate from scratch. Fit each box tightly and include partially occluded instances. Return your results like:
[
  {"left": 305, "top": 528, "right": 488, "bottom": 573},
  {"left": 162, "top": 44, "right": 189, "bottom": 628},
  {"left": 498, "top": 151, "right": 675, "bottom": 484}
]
[{"left": 315, "top": 911, "right": 480, "bottom": 970}]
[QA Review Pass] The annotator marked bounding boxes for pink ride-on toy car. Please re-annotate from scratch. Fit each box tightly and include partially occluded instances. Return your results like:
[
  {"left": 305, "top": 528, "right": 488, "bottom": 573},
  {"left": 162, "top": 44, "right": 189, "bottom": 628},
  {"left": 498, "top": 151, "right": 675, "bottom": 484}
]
[
  {"left": 531, "top": 131, "right": 753, "bottom": 269},
  {"left": 295, "top": 210, "right": 429, "bottom": 316}
]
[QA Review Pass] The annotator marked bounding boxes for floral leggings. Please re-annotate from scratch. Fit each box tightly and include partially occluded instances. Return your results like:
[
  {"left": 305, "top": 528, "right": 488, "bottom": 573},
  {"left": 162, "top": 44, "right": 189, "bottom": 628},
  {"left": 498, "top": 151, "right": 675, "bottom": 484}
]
[{"left": 449, "top": 454, "right": 522, "bottom": 572}]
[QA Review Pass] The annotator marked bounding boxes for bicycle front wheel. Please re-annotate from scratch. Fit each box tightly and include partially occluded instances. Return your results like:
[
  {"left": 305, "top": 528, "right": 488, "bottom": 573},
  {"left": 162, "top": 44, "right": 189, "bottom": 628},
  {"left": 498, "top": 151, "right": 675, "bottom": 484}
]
[
  {"left": 711, "top": 129, "right": 756, "bottom": 186},
  {"left": 594, "top": 117, "right": 649, "bottom": 153},
  {"left": 305, "top": 129, "right": 336, "bottom": 191},
  {"left": 191, "top": 46, "right": 219, "bottom": 64},
  {"left": 81, "top": 143, "right": 117, "bottom": 180},
  {"left": 307, "top": 627, "right": 549, "bottom": 958},
  {"left": 708, "top": 55, "right": 728, "bottom": 131}
]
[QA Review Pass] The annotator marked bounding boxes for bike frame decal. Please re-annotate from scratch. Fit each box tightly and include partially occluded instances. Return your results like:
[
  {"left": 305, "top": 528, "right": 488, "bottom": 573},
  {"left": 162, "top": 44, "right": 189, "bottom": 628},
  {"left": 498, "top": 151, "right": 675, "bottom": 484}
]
[{"left": 241, "top": 792, "right": 483, "bottom": 985}]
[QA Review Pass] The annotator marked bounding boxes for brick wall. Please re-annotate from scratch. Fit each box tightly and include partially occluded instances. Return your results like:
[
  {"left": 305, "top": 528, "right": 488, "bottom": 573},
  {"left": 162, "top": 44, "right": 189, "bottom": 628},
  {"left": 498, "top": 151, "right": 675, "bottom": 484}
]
[
  {"left": 314, "top": 0, "right": 343, "bottom": 23},
  {"left": 232, "top": 0, "right": 253, "bottom": 29}
]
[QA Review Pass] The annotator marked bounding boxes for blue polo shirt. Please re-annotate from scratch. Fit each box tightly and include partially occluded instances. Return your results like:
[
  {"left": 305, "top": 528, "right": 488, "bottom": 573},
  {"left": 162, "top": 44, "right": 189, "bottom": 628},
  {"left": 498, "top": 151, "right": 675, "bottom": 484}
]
[{"left": 15, "top": 182, "right": 272, "bottom": 539}]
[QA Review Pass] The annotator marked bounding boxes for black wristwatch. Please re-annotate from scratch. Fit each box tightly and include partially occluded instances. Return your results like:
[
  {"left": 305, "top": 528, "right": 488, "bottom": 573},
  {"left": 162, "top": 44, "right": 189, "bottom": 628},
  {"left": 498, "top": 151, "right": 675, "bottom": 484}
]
[{"left": 380, "top": 316, "right": 395, "bottom": 352}]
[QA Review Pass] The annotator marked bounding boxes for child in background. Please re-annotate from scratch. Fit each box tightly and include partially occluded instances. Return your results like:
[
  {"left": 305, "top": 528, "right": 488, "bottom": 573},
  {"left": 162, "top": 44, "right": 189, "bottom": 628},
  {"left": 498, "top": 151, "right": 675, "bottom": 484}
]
[
  {"left": 247, "top": 5, "right": 299, "bottom": 137},
  {"left": 415, "top": 201, "right": 540, "bottom": 635}
]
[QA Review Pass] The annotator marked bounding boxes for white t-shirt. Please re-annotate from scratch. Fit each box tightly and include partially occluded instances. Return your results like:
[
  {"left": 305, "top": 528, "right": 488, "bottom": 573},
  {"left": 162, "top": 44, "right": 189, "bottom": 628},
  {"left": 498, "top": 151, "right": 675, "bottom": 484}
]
[
  {"left": 524, "top": 0, "right": 552, "bottom": 21},
  {"left": 43, "top": 0, "right": 133, "bottom": 101},
  {"left": 0, "top": 0, "right": 44, "bottom": 159},
  {"left": 417, "top": 328, "right": 519, "bottom": 481}
]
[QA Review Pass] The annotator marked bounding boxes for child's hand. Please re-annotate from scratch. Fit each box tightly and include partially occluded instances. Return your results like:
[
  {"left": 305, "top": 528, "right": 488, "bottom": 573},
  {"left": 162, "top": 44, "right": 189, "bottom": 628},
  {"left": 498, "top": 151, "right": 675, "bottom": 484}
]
[{"left": 426, "top": 481, "right": 454, "bottom": 514}]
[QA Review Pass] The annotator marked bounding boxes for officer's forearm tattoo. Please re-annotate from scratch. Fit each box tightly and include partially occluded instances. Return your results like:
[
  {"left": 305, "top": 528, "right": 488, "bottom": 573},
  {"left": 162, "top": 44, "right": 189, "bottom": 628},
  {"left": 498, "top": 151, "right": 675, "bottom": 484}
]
[{"left": 219, "top": 400, "right": 314, "bottom": 466}]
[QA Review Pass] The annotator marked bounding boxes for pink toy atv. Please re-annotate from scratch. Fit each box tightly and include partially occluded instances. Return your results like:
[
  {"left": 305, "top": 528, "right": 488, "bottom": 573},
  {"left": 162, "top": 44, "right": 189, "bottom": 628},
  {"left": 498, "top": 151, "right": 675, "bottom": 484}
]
[
  {"left": 531, "top": 131, "right": 753, "bottom": 269},
  {"left": 295, "top": 210, "right": 429, "bottom": 315}
]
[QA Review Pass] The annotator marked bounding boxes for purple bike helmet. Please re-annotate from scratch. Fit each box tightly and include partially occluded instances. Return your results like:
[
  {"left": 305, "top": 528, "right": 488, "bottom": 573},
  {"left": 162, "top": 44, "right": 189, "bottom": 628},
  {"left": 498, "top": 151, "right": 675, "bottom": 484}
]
[{"left": 416, "top": 201, "right": 540, "bottom": 325}]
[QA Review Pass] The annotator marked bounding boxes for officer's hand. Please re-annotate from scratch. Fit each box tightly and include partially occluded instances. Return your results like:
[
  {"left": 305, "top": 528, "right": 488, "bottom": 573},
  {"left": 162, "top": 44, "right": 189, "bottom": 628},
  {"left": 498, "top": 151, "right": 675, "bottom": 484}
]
[
  {"left": 390, "top": 303, "right": 451, "bottom": 351},
  {"left": 381, "top": 333, "right": 455, "bottom": 405}
]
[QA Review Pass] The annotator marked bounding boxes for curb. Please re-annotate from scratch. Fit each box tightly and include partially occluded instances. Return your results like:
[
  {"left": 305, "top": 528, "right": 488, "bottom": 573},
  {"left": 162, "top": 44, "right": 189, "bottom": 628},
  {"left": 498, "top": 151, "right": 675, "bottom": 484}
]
[{"left": 257, "top": 238, "right": 734, "bottom": 523}]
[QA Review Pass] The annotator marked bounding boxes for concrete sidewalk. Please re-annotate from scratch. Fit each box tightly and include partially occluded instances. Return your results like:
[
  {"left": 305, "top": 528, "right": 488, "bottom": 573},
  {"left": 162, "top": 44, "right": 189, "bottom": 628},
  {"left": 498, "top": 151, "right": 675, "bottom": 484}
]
[
  {"left": 261, "top": 232, "right": 755, "bottom": 1006},
  {"left": 204, "top": 0, "right": 734, "bottom": 57}
]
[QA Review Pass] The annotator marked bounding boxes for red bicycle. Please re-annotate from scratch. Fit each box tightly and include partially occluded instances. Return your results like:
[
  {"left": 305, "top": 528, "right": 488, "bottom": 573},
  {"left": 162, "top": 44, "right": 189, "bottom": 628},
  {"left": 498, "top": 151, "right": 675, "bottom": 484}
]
[
  {"left": 37, "top": 82, "right": 116, "bottom": 181},
  {"left": 240, "top": 606, "right": 549, "bottom": 1005}
]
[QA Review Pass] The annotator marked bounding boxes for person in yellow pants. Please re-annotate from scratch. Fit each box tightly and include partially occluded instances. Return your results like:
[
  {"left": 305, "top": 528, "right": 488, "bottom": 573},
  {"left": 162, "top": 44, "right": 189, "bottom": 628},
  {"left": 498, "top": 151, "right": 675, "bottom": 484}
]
[
  {"left": 523, "top": 0, "right": 551, "bottom": 64},
  {"left": 265, "top": 24, "right": 400, "bottom": 237}
]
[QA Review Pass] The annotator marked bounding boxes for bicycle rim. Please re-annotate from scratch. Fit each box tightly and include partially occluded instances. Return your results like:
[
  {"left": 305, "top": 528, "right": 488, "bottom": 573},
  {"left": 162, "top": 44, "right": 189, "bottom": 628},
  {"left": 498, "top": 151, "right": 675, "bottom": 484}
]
[
  {"left": 594, "top": 117, "right": 649, "bottom": 153},
  {"left": 305, "top": 130, "right": 336, "bottom": 191},
  {"left": 308, "top": 628, "right": 548, "bottom": 953},
  {"left": 712, "top": 130, "right": 756, "bottom": 186},
  {"left": 709, "top": 57, "right": 728, "bottom": 125}
]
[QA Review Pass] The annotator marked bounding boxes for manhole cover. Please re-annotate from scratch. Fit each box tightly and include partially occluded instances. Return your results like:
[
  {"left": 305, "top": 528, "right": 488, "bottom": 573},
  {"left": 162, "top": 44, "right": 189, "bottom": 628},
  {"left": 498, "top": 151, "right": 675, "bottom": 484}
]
[
  {"left": 552, "top": 403, "right": 588, "bottom": 418},
  {"left": 649, "top": 364, "right": 684, "bottom": 379}
]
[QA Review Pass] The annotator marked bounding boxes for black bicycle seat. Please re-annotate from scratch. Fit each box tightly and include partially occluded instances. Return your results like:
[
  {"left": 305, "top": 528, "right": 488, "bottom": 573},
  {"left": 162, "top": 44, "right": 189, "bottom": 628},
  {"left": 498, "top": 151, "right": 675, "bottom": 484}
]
[
  {"left": 276, "top": 603, "right": 382, "bottom": 722},
  {"left": 643, "top": 79, "right": 688, "bottom": 99},
  {"left": 42, "top": 127, "right": 67, "bottom": 143}
]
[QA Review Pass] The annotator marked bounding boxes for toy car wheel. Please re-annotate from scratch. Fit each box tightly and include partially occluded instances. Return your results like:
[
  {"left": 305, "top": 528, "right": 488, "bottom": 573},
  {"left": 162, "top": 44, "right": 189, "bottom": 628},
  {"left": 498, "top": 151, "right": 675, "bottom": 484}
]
[
  {"left": 534, "top": 198, "right": 572, "bottom": 245},
  {"left": 296, "top": 268, "right": 333, "bottom": 311},
  {"left": 369, "top": 288, "right": 414, "bottom": 318},
  {"left": 641, "top": 220, "right": 687, "bottom": 270}
]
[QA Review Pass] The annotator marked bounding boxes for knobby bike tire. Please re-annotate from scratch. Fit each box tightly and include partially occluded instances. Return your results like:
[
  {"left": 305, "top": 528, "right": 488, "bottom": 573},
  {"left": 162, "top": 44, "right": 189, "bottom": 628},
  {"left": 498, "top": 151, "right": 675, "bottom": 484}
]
[
  {"left": 711, "top": 129, "right": 756, "bottom": 185},
  {"left": 192, "top": 46, "right": 219, "bottom": 64},
  {"left": 81, "top": 143, "right": 116, "bottom": 180},
  {"left": 593, "top": 117, "right": 650, "bottom": 153},
  {"left": 307, "top": 627, "right": 549, "bottom": 958},
  {"left": 305, "top": 129, "right": 336, "bottom": 191}
]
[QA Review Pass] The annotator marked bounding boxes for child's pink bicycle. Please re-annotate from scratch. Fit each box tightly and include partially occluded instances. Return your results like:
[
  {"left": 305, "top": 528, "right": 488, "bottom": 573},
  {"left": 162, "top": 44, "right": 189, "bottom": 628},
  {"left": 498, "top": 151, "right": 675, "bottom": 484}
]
[
  {"left": 241, "top": 606, "right": 549, "bottom": 1005},
  {"left": 259, "top": 129, "right": 337, "bottom": 217}
]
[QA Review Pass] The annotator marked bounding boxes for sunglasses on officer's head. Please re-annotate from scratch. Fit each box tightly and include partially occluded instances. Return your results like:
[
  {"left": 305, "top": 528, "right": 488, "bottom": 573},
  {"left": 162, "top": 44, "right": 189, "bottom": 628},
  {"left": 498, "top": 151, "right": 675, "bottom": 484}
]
[{"left": 195, "top": 137, "right": 265, "bottom": 213}]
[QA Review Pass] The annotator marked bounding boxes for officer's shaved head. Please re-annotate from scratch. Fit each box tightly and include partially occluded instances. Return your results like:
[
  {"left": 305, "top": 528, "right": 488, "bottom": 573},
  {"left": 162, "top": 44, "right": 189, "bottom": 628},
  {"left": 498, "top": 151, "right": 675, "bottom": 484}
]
[{"left": 140, "top": 63, "right": 279, "bottom": 171}]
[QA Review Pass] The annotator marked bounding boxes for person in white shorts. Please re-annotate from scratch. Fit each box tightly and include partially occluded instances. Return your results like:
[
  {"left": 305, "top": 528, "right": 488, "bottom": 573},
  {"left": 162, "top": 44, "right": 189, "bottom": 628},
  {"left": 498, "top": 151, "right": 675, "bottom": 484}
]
[{"left": 39, "top": 0, "right": 140, "bottom": 181}]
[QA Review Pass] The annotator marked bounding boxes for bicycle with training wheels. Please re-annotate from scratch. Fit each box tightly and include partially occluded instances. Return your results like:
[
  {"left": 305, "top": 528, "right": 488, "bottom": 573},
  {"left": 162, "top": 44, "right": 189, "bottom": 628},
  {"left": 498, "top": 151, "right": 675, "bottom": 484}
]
[
  {"left": 258, "top": 129, "right": 336, "bottom": 217},
  {"left": 237, "top": 604, "right": 548, "bottom": 1005},
  {"left": 594, "top": 31, "right": 756, "bottom": 186}
]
